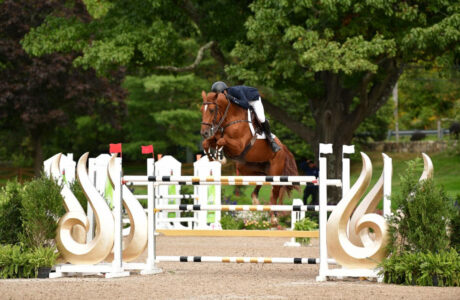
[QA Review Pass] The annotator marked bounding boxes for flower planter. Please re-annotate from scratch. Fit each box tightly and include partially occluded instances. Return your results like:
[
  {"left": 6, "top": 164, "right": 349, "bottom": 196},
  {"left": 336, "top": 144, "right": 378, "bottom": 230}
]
[{"left": 37, "top": 267, "right": 51, "bottom": 279}]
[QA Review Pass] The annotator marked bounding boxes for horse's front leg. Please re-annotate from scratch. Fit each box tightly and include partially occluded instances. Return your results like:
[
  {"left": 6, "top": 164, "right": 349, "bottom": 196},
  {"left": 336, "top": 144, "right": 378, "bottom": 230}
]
[
  {"left": 269, "top": 186, "right": 281, "bottom": 225},
  {"left": 251, "top": 186, "right": 261, "bottom": 205},
  {"left": 202, "top": 138, "right": 217, "bottom": 160}
]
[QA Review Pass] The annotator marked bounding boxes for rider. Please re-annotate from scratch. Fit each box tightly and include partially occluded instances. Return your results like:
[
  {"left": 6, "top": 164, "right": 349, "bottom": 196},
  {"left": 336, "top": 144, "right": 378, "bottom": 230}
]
[{"left": 211, "top": 81, "right": 281, "bottom": 153}]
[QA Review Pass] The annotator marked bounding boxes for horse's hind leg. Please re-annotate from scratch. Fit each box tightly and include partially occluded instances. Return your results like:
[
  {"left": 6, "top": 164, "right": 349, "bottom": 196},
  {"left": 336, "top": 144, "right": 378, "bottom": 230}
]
[{"left": 251, "top": 186, "right": 261, "bottom": 205}]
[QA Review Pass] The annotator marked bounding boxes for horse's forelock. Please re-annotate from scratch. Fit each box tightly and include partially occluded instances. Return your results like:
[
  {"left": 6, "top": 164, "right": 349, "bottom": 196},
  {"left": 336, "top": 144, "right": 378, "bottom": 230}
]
[{"left": 206, "top": 92, "right": 218, "bottom": 102}]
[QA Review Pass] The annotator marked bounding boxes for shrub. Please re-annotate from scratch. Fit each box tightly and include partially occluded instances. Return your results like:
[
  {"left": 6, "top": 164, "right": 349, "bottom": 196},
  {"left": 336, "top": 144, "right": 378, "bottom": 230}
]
[
  {"left": 450, "top": 196, "right": 460, "bottom": 251},
  {"left": 19, "top": 175, "right": 65, "bottom": 248},
  {"left": 387, "top": 159, "right": 453, "bottom": 254},
  {"left": 0, "top": 179, "right": 24, "bottom": 244},
  {"left": 410, "top": 130, "right": 426, "bottom": 141},
  {"left": 0, "top": 244, "right": 58, "bottom": 278},
  {"left": 69, "top": 180, "right": 87, "bottom": 212},
  {"left": 381, "top": 159, "right": 458, "bottom": 286},
  {"left": 381, "top": 249, "right": 460, "bottom": 286},
  {"left": 294, "top": 217, "right": 318, "bottom": 245},
  {"left": 220, "top": 213, "right": 244, "bottom": 229}
]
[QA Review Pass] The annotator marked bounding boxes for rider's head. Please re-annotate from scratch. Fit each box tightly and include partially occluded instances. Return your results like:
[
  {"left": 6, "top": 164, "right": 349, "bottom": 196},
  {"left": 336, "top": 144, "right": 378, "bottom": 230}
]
[{"left": 211, "top": 81, "right": 228, "bottom": 94}]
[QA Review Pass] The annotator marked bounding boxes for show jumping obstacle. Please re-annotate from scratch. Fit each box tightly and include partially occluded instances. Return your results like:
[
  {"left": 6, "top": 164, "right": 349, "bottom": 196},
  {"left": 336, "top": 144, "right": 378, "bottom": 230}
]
[{"left": 46, "top": 143, "right": 434, "bottom": 281}]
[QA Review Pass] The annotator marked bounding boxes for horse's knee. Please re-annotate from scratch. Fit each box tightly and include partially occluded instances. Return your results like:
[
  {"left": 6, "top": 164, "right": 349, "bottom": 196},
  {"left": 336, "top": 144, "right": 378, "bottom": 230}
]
[{"left": 216, "top": 138, "right": 227, "bottom": 147}]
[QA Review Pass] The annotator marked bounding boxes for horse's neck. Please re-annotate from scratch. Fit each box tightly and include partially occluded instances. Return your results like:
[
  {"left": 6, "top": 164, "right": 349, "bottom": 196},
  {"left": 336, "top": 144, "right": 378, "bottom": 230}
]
[
  {"left": 222, "top": 106, "right": 253, "bottom": 156},
  {"left": 225, "top": 106, "right": 250, "bottom": 137}
]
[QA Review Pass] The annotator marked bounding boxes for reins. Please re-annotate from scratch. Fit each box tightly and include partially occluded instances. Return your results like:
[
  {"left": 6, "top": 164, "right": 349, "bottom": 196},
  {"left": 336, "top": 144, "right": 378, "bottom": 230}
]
[
  {"left": 201, "top": 94, "right": 250, "bottom": 137},
  {"left": 201, "top": 93, "right": 257, "bottom": 162}
]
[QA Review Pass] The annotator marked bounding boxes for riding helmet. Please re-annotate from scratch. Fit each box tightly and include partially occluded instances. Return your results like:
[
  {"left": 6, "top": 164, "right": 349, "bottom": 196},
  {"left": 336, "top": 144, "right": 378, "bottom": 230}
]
[{"left": 211, "top": 81, "right": 228, "bottom": 93}]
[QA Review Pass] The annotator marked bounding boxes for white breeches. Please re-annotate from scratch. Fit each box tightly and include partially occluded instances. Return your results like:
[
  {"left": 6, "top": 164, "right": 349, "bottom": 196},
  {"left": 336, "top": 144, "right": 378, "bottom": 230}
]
[{"left": 249, "top": 97, "right": 266, "bottom": 123}]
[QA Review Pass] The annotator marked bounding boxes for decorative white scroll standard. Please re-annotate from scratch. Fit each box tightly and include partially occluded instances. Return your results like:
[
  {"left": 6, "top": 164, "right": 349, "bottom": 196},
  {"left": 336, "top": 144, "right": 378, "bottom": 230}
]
[
  {"left": 420, "top": 153, "right": 434, "bottom": 181},
  {"left": 105, "top": 154, "right": 148, "bottom": 262},
  {"left": 348, "top": 154, "right": 392, "bottom": 248},
  {"left": 55, "top": 153, "right": 115, "bottom": 264},
  {"left": 49, "top": 153, "right": 87, "bottom": 244},
  {"left": 326, "top": 153, "right": 389, "bottom": 269}
]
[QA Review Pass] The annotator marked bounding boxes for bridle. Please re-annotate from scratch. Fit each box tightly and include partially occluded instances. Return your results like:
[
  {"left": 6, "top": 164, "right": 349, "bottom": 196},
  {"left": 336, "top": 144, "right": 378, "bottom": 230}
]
[{"left": 201, "top": 93, "right": 250, "bottom": 138}]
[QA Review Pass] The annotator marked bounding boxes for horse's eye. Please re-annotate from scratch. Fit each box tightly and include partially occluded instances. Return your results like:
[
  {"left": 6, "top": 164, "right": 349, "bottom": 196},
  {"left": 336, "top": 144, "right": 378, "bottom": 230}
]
[{"left": 209, "top": 109, "right": 214, "bottom": 113}]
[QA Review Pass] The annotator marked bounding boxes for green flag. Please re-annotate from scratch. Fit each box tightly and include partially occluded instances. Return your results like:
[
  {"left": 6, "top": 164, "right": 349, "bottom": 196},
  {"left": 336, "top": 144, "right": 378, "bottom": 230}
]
[
  {"left": 207, "top": 185, "right": 215, "bottom": 223},
  {"left": 104, "top": 179, "right": 114, "bottom": 210},
  {"left": 168, "top": 185, "right": 176, "bottom": 218}
]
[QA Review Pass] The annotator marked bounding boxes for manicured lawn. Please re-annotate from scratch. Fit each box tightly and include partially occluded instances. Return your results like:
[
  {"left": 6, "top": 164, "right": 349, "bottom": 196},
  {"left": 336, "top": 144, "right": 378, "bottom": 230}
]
[
  {"left": 114, "top": 150, "right": 460, "bottom": 207},
  {"left": 223, "top": 150, "right": 460, "bottom": 206}
]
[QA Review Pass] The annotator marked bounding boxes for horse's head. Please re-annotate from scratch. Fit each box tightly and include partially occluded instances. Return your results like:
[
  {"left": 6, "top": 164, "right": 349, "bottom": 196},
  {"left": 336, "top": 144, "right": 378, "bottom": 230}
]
[{"left": 200, "top": 90, "right": 228, "bottom": 139}]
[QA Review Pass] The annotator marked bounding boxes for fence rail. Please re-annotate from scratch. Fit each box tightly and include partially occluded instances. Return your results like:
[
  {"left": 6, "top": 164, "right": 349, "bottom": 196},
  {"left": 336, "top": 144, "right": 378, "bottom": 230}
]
[
  {"left": 387, "top": 129, "right": 450, "bottom": 139},
  {"left": 0, "top": 166, "right": 34, "bottom": 184}
]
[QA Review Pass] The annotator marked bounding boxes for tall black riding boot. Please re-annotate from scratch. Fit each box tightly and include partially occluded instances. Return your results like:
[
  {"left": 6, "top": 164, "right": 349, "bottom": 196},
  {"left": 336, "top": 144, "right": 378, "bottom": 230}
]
[{"left": 261, "top": 121, "right": 281, "bottom": 153}]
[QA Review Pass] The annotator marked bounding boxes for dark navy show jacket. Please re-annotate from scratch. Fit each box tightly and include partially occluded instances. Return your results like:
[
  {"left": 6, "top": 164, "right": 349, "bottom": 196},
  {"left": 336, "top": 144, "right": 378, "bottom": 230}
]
[{"left": 226, "top": 85, "right": 260, "bottom": 109}]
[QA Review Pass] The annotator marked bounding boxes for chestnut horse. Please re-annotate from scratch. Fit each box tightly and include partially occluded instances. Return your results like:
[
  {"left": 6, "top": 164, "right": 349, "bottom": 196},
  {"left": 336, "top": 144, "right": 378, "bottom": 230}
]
[{"left": 200, "top": 91, "right": 299, "bottom": 220}]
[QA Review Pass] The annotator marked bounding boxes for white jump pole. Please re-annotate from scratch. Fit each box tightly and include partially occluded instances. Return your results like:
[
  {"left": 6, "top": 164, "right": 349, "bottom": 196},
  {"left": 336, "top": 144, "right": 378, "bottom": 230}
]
[
  {"left": 317, "top": 143, "right": 332, "bottom": 282},
  {"left": 141, "top": 158, "right": 162, "bottom": 275},
  {"left": 383, "top": 154, "right": 392, "bottom": 218},
  {"left": 106, "top": 156, "right": 129, "bottom": 278}
]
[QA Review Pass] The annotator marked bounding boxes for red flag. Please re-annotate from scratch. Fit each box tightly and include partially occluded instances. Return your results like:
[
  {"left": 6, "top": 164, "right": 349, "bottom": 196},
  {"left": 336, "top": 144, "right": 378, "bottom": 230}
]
[
  {"left": 109, "top": 143, "right": 122, "bottom": 154},
  {"left": 141, "top": 145, "right": 154, "bottom": 155}
]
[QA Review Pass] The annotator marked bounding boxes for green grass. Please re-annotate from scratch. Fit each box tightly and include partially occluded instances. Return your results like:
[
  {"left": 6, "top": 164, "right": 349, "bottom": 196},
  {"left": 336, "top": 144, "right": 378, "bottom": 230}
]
[
  {"left": 350, "top": 151, "right": 460, "bottom": 200},
  {"left": 125, "top": 150, "right": 460, "bottom": 207}
]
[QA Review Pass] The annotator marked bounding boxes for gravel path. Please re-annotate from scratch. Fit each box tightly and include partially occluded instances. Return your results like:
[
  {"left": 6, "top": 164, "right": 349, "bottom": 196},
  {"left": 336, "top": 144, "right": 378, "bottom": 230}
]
[{"left": 0, "top": 237, "right": 459, "bottom": 299}]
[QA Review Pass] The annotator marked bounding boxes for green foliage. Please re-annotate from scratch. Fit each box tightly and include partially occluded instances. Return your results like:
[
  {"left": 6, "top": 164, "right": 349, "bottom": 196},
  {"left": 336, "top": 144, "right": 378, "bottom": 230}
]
[
  {"left": 153, "top": 109, "right": 201, "bottom": 150},
  {"left": 0, "top": 180, "right": 24, "bottom": 244},
  {"left": 398, "top": 64, "right": 460, "bottom": 130},
  {"left": 122, "top": 74, "right": 208, "bottom": 161},
  {"left": 380, "top": 249, "right": 460, "bottom": 286},
  {"left": 220, "top": 213, "right": 244, "bottom": 230},
  {"left": 381, "top": 158, "right": 459, "bottom": 286},
  {"left": 69, "top": 180, "right": 87, "bottom": 212},
  {"left": 294, "top": 217, "right": 318, "bottom": 245},
  {"left": 387, "top": 159, "right": 453, "bottom": 254},
  {"left": 19, "top": 175, "right": 65, "bottom": 248},
  {"left": 451, "top": 196, "right": 460, "bottom": 251},
  {"left": 354, "top": 100, "right": 393, "bottom": 143},
  {"left": 0, "top": 244, "right": 58, "bottom": 278}
]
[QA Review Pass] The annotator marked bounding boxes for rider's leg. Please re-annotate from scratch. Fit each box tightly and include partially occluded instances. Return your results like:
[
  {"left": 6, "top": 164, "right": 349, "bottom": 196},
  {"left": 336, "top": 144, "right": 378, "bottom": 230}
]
[{"left": 249, "top": 98, "right": 281, "bottom": 153}]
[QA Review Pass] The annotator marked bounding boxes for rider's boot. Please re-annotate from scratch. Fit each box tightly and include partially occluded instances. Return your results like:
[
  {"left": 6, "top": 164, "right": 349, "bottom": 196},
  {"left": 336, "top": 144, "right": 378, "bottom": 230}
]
[{"left": 261, "top": 121, "right": 281, "bottom": 153}]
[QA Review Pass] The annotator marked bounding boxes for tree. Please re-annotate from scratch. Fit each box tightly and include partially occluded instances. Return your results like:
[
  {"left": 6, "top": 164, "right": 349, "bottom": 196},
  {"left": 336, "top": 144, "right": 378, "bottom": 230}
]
[
  {"left": 226, "top": 1, "right": 459, "bottom": 200},
  {"left": 21, "top": 0, "right": 253, "bottom": 161},
  {"left": 0, "top": 0, "right": 126, "bottom": 175},
  {"left": 20, "top": 1, "right": 460, "bottom": 202},
  {"left": 398, "top": 63, "right": 460, "bottom": 130}
]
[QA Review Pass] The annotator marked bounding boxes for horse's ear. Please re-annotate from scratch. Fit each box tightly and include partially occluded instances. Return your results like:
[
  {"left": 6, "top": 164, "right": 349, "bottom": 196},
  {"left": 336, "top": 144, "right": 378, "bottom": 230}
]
[{"left": 201, "top": 90, "right": 207, "bottom": 102}]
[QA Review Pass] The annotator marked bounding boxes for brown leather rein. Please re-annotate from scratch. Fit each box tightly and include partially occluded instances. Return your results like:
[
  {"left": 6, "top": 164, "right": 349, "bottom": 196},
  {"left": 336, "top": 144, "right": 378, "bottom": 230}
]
[
  {"left": 201, "top": 95, "right": 251, "bottom": 137},
  {"left": 201, "top": 94, "right": 256, "bottom": 162}
]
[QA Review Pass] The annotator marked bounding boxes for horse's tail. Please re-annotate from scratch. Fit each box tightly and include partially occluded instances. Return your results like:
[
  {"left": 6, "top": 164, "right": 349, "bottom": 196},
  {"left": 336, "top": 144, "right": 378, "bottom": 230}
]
[{"left": 279, "top": 144, "right": 300, "bottom": 202}]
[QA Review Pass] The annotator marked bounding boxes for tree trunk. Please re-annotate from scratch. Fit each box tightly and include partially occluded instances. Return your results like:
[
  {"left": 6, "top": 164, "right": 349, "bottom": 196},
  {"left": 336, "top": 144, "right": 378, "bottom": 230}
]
[
  {"left": 312, "top": 109, "right": 354, "bottom": 205},
  {"left": 32, "top": 134, "right": 43, "bottom": 177}
]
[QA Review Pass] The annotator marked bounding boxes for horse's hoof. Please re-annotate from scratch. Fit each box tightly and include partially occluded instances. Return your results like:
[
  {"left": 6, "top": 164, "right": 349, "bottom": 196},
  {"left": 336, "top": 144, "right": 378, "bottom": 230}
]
[{"left": 270, "top": 215, "right": 278, "bottom": 225}]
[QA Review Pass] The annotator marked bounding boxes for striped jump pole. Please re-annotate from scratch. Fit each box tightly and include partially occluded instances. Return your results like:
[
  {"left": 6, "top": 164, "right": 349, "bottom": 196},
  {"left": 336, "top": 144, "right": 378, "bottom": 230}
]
[
  {"left": 156, "top": 256, "right": 336, "bottom": 265},
  {"left": 125, "top": 175, "right": 319, "bottom": 185},
  {"left": 153, "top": 204, "right": 335, "bottom": 212}
]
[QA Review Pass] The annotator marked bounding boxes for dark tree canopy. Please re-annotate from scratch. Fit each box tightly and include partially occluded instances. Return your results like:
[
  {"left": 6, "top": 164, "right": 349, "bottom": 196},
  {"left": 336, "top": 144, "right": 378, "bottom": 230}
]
[{"left": 0, "top": 0, "right": 126, "bottom": 174}]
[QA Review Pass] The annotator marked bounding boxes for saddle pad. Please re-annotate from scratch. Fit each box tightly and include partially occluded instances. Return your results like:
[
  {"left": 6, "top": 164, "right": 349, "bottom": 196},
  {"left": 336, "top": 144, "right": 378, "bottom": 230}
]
[{"left": 248, "top": 110, "right": 276, "bottom": 140}]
